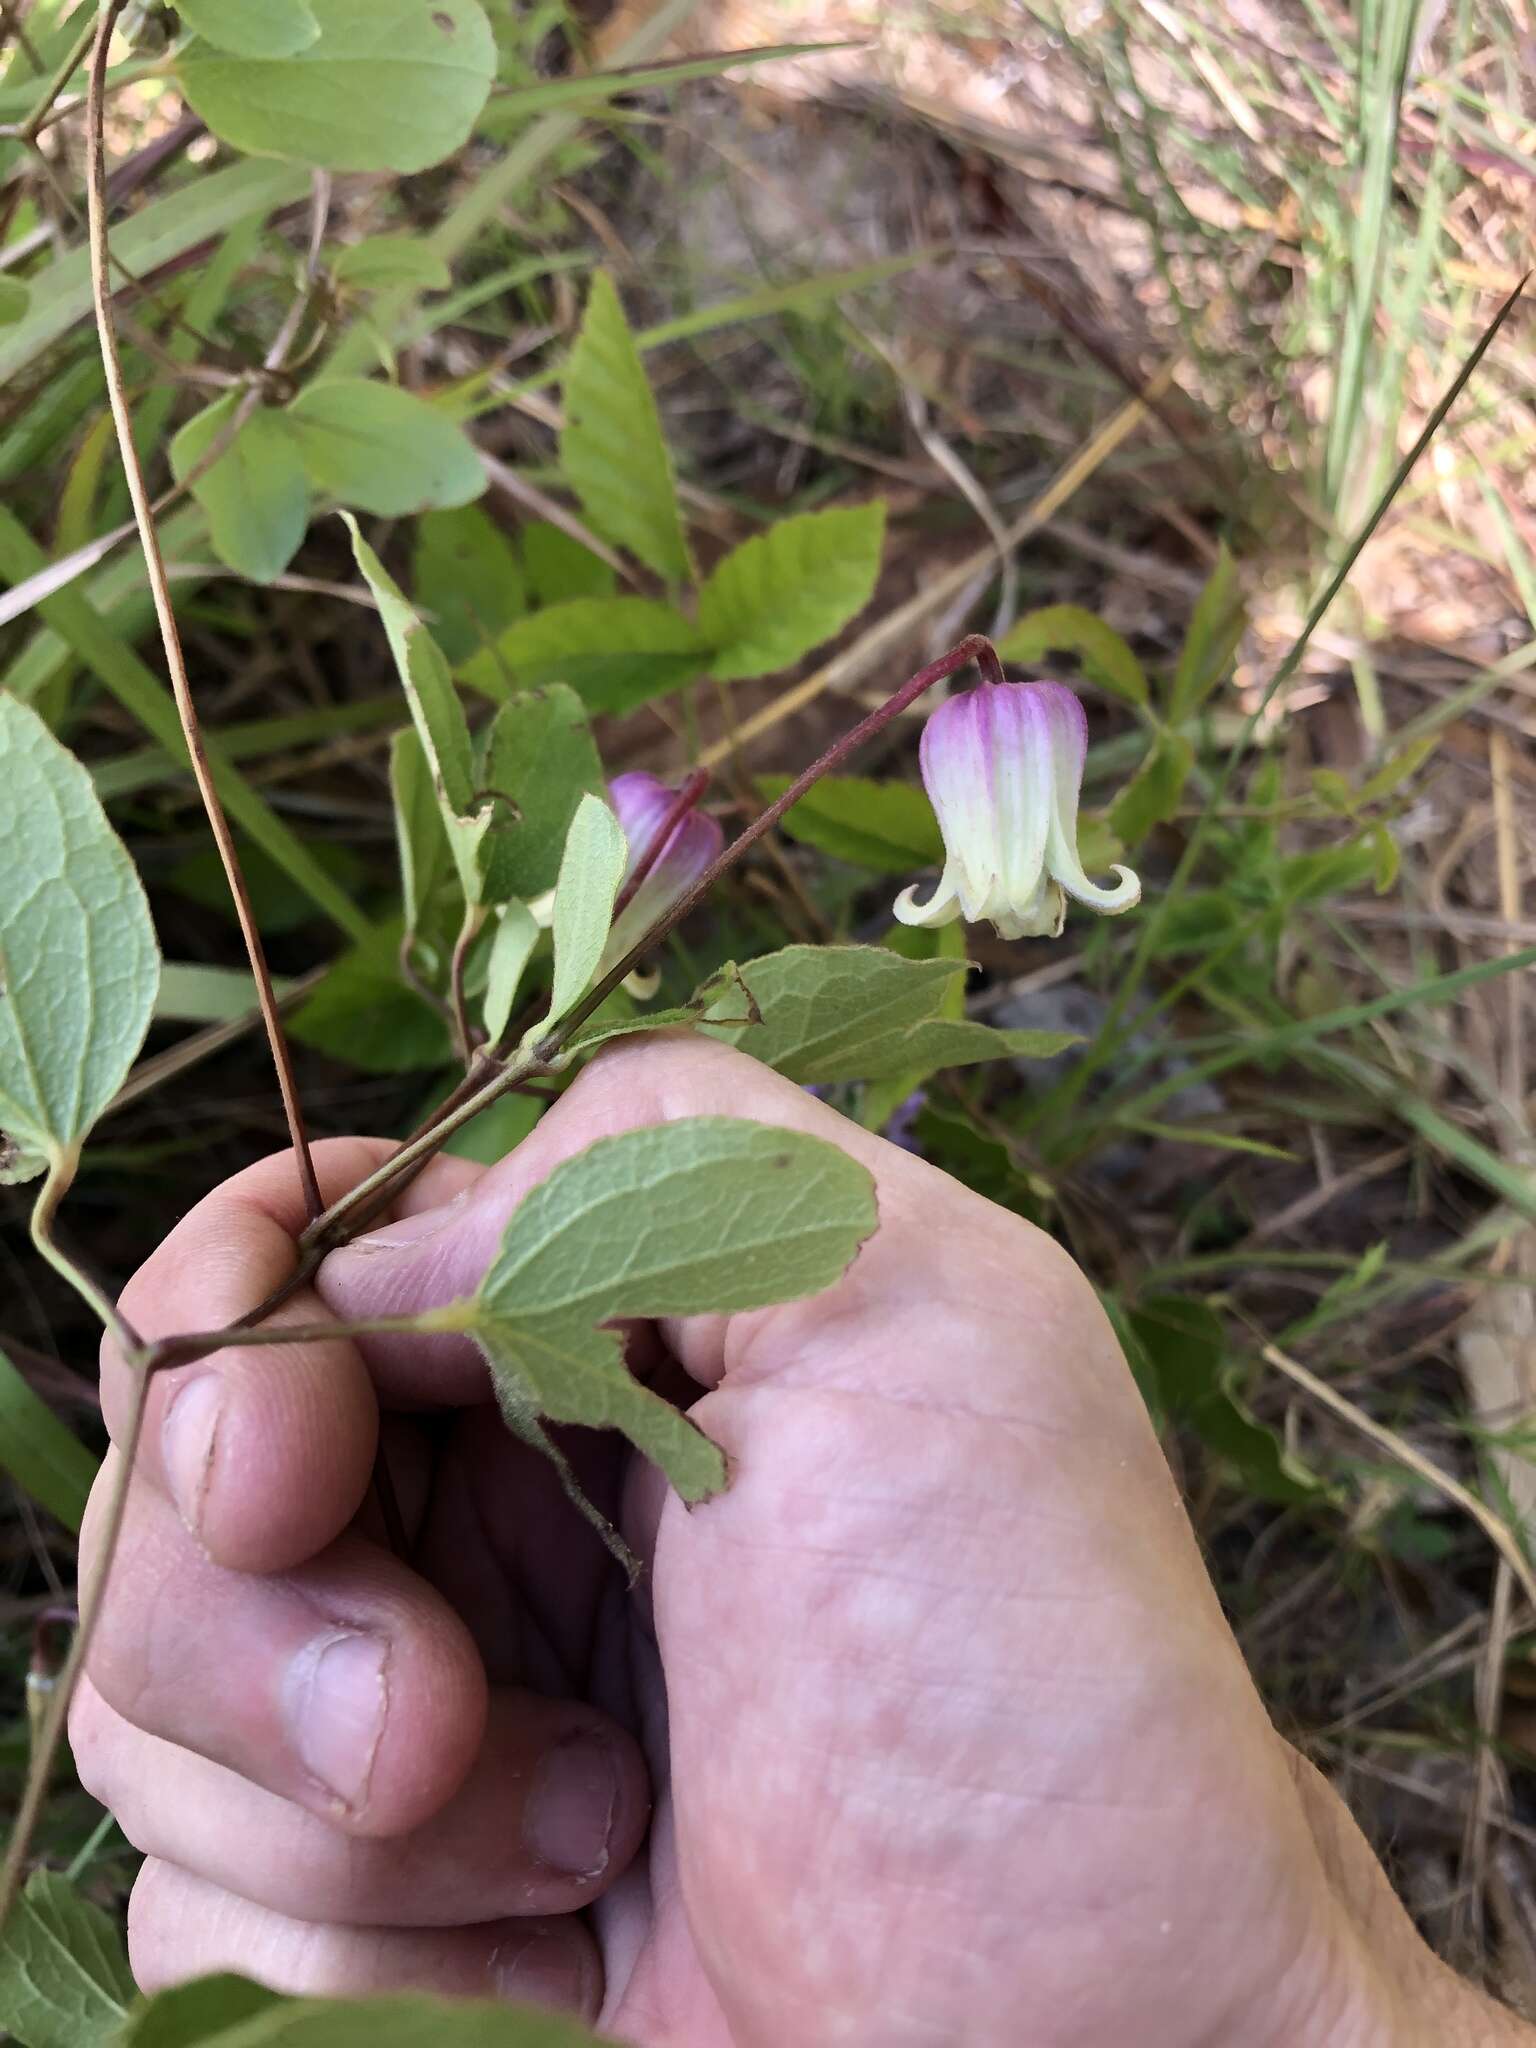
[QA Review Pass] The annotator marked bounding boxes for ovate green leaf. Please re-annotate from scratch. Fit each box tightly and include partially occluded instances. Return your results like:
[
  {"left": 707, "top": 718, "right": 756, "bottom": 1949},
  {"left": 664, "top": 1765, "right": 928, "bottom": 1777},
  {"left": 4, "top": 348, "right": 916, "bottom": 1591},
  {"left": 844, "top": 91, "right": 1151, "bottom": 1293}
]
[
  {"left": 700, "top": 502, "right": 885, "bottom": 681},
  {"left": 412, "top": 504, "right": 523, "bottom": 665},
  {"left": 0, "top": 1343, "right": 98, "bottom": 1530},
  {"left": 288, "top": 381, "right": 483, "bottom": 517},
  {"left": 706, "top": 945, "right": 1076, "bottom": 1084},
  {"left": 176, "top": 0, "right": 496, "bottom": 173},
  {"left": 996, "top": 604, "right": 1148, "bottom": 708},
  {"left": 467, "top": 1118, "right": 878, "bottom": 1500},
  {"left": 176, "top": 0, "right": 319, "bottom": 58},
  {"left": 483, "top": 901, "right": 540, "bottom": 1045},
  {"left": 533, "top": 793, "right": 627, "bottom": 1037},
  {"left": 460, "top": 596, "right": 704, "bottom": 713},
  {"left": 753, "top": 773, "right": 942, "bottom": 873},
  {"left": 476, "top": 685, "right": 604, "bottom": 903},
  {"left": 0, "top": 1871, "right": 134, "bottom": 2048},
  {"left": 333, "top": 236, "right": 452, "bottom": 293},
  {"left": 170, "top": 395, "right": 310, "bottom": 584},
  {"left": 0, "top": 694, "right": 160, "bottom": 1162},
  {"left": 560, "top": 273, "right": 690, "bottom": 585}
]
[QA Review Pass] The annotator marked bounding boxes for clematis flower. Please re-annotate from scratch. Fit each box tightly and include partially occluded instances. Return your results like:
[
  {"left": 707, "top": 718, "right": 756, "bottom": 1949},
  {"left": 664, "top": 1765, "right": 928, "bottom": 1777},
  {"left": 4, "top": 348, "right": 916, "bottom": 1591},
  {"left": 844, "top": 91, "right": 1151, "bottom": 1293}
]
[
  {"left": 603, "top": 771, "right": 724, "bottom": 966},
  {"left": 894, "top": 680, "right": 1140, "bottom": 941}
]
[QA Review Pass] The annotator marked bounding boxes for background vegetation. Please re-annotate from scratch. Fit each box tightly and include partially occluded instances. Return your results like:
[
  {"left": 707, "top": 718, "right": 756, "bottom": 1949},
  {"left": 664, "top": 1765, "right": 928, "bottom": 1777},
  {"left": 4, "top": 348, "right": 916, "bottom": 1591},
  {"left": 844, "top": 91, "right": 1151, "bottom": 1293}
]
[{"left": 0, "top": 0, "right": 1534, "bottom": 2028}]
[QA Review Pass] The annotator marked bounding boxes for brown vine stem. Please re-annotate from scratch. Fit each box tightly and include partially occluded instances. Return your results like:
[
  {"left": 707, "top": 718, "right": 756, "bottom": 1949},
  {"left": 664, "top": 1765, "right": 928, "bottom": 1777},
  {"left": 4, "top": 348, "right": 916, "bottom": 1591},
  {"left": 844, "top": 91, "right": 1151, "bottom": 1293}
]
[
  {"left": 297, "top": 632, "right": 1000, "bottom": 1252},
  {"left": 85, "top": 0, "right": 323, "bottom": 1225}
]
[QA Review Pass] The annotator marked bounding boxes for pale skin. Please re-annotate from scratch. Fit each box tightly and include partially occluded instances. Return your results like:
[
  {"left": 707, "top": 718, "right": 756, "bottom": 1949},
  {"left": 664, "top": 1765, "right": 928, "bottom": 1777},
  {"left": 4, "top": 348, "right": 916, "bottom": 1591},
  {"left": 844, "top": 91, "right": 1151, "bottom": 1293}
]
[{"left": 71, "top": 1038, "right": 1527, "bottom": 2045}]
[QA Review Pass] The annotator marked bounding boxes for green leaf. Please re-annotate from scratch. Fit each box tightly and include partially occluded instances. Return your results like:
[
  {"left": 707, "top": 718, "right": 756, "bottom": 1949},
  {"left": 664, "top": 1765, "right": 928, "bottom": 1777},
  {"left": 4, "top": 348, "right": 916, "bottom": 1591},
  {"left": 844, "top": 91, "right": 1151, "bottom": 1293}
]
[
  {"left": 0, "top": 694, "right": 160, "bottom": 1163},
  {"left": 560, "top": 272, "right": 690, "bottom": 585},
  {"left": 534, "top": 793, "right": 627, "bottom": 1037},
  {"left": 699, "top": 502, "right": 885, "bottom": 682},
  {"left": 1129, "top": 1295, "right": 1321, "bottom": 1505},
  {"left": 753, "top": 774, "right": 942, "bottom": 873},
  {"left": 390, "top": 727, "right": 454, "bottom": 957},
  {"left": 156, "top": 962, "right": 284, "bottom": 1022},
  {"left": 467, "top": 1118, "right": 878, "bottom": 1499},
  {"left": 442, "top": 1088, "right": 542, "bottom": 1165},
  {"left": 176, "top": 0, "right": 319, "bottom": 58},
  {"left": 291, "top": 923, "right": 452, "bottom": 1073},
  {"left": 0, "top": 1343, "right": 97, "bottom": 1530},
  {"left": 521, "top": 520, "right": 614, "bottom": 605},
  {"left": 995, "top": 604, "right": 1148, "bottom": 708},
  {"left": 460, "top": 597, "right": 704, "bottom": 713},
  {"left": 476, "top": 685, "right": 604, "bottom": 903},
  {"left": 1108, "top": 732, "right": 1193, "bottom": 846},
  {"left": 483, "top": 901, "right": 540, "bottom": 1045},
  {"left": 345, "top": 517, "right": 490, "bottom": 900},
  {"left": 118, "top": 1974, "right": 284, "bottom": 2048},
  {"left": 1168, "top": 544, "right": 1245, "bottom": 721},
  {"left": 121, "top": 1987, "right": 605, "bottom": 2048},
  {"left": 0, "top": 277, "right": 29, "bottom": 325},
  {"left": 287, "top": 381, "right": 483, "bottom": 517},
  {"left": 176, "top": 0, "right": 496, "bottom": 173},
  {"left": 170, "top": 396, "right": 310, "bottom": 584},
  {"left": 0, "top": 1870, "right": 134, "bottom": 2048},
  {"left": 706, "top": 945, "right": 1077, "bottom": 1084},
  {"left": 333, "top": 237, "right": 451, "bottom": 293},
  {"left": 411, "top": 505, "right": 523, "bottom": 665}
]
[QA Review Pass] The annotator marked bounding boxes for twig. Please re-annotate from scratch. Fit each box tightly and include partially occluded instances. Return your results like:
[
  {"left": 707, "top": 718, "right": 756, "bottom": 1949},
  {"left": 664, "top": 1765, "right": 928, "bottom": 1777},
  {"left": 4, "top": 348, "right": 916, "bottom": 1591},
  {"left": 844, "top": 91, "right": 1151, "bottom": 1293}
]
[{"left": 85, "top": 0, "right": 322, "bottom": 1224}]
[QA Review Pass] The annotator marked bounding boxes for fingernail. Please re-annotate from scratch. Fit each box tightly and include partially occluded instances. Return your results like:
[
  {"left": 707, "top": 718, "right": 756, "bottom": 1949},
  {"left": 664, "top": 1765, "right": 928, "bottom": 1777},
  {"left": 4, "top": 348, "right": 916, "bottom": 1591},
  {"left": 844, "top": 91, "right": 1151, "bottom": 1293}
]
[
  {"left": 523, "top": 1729, "right": 619, "bottom": 1878},
  {"left": 283, "top": 1628, "right": 389, "bottom": 1812},
  {"left": 490, "top": 1925, "right": 600, "bottom": 2016},
  {"left": 342, "top": 1202, "right": 458, "bottom": 1255},
  {"left": 161, "top": 1375, "right": 222, "bottom": 1537}
]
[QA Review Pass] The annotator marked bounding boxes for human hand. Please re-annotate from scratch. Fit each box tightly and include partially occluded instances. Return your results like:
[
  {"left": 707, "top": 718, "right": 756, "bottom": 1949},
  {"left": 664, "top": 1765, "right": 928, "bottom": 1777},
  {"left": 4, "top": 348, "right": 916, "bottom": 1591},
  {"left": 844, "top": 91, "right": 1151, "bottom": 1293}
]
[{"left": 71, "top": 1037, "right": 1517, "bottom": 2045}]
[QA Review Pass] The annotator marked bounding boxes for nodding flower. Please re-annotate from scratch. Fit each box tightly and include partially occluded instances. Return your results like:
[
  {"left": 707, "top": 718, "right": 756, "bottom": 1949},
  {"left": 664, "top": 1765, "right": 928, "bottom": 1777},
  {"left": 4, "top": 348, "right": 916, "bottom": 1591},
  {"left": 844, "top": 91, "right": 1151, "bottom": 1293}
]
[
  {"left": 603, "top": 772, "right": 724, "bottom": 968},
  {"left": 894, "top": 680, "right": 1140, "bottom": 941}
]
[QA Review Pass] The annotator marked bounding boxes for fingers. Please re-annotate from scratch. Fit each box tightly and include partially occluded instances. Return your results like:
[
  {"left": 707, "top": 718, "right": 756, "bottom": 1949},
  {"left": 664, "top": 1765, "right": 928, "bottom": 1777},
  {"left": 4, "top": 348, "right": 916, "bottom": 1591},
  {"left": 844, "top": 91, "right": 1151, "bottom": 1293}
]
[
  {"left": 97, "top": 1139, "right": 484, "bottom": 1574},
  {"left": 127, "top": 1861, "right": 602, "bottom": 2016},
  {"left": 82, "top": 1456, "right": 488, "bottom": 1834},
  {"left": 73, "top": 1682, "right": 648, "bottom": 1922}
]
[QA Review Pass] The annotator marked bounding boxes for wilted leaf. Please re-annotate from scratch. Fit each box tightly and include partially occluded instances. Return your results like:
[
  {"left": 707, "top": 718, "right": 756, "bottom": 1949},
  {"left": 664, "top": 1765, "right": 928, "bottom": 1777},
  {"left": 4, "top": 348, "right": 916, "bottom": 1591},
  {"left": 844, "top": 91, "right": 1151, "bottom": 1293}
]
[
  {"left": 170, "top": 395, "right": 310, "bottom": 584},
  {"left": 996, "top": 604, "right": 1149, "bottom": 708},
  {"left": 560, "top": 273, "right": 690, "bottom": 585},
  {"left": 412, "top": 504, "right": 523, "bottom": 664},
  {"left": 177, "top": 0, "right": 319, "bottom": 57},
  {"left": 289, "top": 381, "right": 483, "bottom": 517},
  {"left": 0, "top": 1871, "right": 134, "bottom": 2048},
  {"left": 0, "top": 694, "right": 160, "bottom": 1165},
  {"left": 333, "top": 236, "right": 451, "bottom": 293},
  {"left": 531, "top": 793, "right": 627, "bottom": 1038},
  {"left": 176, "top": 0, "right": 496, "bottom": 173},
  {"left": 705, "top": 945, "right": 1076, "bottom": 1084},
  {"left": 753, "top": 773, "right": 942, "bottom": 873},
  {"left": 699, "top": 502, "right": 885, "bottom": 681},
  {"left": 465, "top": 1118, "right": 878, "bottom": 1502},
  {"left": 476, "top": 685, "right": 604, "bottom": 903},
  {"left": 460, "top": 597, "right": 705, "bottom": 713}
]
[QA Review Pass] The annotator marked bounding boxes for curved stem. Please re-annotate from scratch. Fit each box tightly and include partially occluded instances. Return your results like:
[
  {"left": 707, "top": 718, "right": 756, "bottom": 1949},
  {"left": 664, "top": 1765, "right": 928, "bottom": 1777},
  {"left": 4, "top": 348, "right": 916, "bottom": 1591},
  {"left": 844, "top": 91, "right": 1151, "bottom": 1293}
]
[
  {"left": 85, "top": 1, "right": 322, "bottom": 1225},
  {"left": 30, "top": 1152, "right": 140, "bottom": 1358}
]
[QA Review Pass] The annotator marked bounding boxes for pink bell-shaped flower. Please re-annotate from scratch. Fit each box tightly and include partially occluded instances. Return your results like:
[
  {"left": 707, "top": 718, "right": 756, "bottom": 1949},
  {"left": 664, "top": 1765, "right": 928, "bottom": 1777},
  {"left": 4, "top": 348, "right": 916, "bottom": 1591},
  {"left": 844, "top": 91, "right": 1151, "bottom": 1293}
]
[
  {"left": 894, "top": 681, "right": 1139, "bottom": 940},
  {"left": 604, "top": 772, "right": 724, "bottom": 965}
]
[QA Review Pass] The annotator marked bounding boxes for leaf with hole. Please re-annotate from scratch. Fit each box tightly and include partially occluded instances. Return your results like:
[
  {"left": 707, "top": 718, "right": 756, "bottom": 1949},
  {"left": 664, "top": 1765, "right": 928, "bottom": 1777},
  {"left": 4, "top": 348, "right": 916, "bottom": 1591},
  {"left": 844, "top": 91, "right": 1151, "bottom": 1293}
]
[
  {"left": 699, "top": 502, "right": 885, "bottom": 681},
  {"left": 461, "top": 597, "right": 704, "bottom": 713},
  {"left": 560, "top": 273, "right": 690, "bottom": 585},
  {"left": 465, "top": 1117, "right": 878, "bottom": 1513},
  {"left": 753, "top": 774, "right": 942, "bottom": 873},
  {"left": 530, "top": 793, "right": 627, "bottom": 1039},
  {"left": 288, "top": 381, "right": 483, "bottom": 518},
  {"left": 0, "top": 694, "right": 160, "bottom": 1166},
  {"left": 0, "top": 1871, "right": 135, "bottom": 2048},
  {"left": 176, "top": 0, "right": 496, "bottom": 173},
  {"left": 170, "top": 396, "right": 310, "bottom": 585},
  {"left": 475, "top": 685, "right": 604, "bottom": 904},
  {"left": 996, "top": 604, "right": 1148, "bottom": 708},
  {"left": 176, "top": 0, "right": 320, "bottom": 57},
  {"left": 704, "top": 945, "right": 1077, "bottom": 1084}
]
